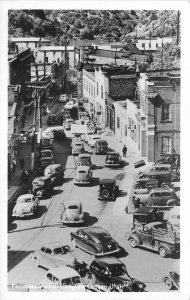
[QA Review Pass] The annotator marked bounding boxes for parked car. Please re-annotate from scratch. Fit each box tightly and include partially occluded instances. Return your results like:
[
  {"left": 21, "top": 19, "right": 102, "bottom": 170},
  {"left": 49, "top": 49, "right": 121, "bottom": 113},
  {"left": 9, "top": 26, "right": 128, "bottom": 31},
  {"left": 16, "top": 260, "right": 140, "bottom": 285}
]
[
  {"left": 31, "top": 242, "right": 76, "bottom": 269},
  {"left": 41, "top": 137, "right": 52, "bottom": 150},
  {"left": 135, "top": 169, "right": 172, "bottom": 189},
  {"left": 42, "top": 128, "right": 54, "bottom": 142},
  {"left": 63, "top": 118, "right": 73, "bottom": 130},
  {"left": 105, "top": 152, "right": 122, "bottom": 168},
  {"left": 61, "top": 109, "right": 71, "bottom": 120},
  {"left": 40, "top": 149, "right": 54, "bottom": 166},
  {"left": 77, "top": 153, "right": 92, "bottom": 167},
  {"left": 94, "top": 139, "right": 108, "bottom": 155},
  {"left": 85, "top": 256, "right": 145, "bottom": 292},
  {"left": 88, "top": 134, "right": 101, "bottom": 147},
  {"left": 72, "top": 141, "right": 84, "bottom": 155},
  {"left": 71, "top": 226, "right": 120, "bottom": 256},
  {"left": 84, "top": 131, "right": 95, "bottom": 144},
  {"left": 44, "top": 164, "right": 64, "bottom": 184},
  {"left": 128, "top": 221, "right": 180, "bottom": 257},
  {"left": 12, "top": 194, "right": 39, "bottom": 218},
  {"left": 32, "top": 176, "right": 54, "bottom": 199},
  {"left": 40, "top": 266, "right": 84, "bottom": 292},
  {"left": 162, "top": 269, "right": 180, "bottom": 290},
  {"left": 53, "top": 129, "right": 66, "bottom": 141},
  {"left": 156, "top": 154, "right": 180, "bottom": 168},
  {"left": 97, "top": 179, "right": 119, "bottom": 201},
  {"left": 47, "top": 114, "right": 59, "bottom": 126},
  {"left": 74, "top": 166, "right": 92, "bottom": 185},
  {"left": 133, "top": 187, "right": 179, "bottom": 208},
  {"left": 132, "top": 207, "right": 164, "bottom": 230},
  {"left": 61, "top": 201, "right": 85, "bottom": 224}
]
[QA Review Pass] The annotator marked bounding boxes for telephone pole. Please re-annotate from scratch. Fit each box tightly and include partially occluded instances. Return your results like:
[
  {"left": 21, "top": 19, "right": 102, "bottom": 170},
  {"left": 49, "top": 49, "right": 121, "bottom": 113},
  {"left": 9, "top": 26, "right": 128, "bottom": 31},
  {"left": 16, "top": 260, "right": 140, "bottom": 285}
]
[{"left": 176, "top": 10, "right": 180, "bottom": 45}]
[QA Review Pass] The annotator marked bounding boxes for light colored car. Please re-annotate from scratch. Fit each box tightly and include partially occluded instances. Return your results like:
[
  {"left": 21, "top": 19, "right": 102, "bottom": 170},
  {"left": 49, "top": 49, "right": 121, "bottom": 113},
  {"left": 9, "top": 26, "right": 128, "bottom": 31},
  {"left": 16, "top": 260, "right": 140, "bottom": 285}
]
[
  {"left": 74, "top": 165, "right": 92, "bottom": 185},
  {"left": 64, "top": 101, "right": 74, "bottom": 110},
  {"left": 150, "top": 164, "right": 172, "bottom": 173},
  {"left": 12, "top": 194, "right": 39, "bottom": 218},
  {"left": 72, "top": 141, "right": 84, "bottom": 155},
  {"left": 81, "top": 130, "right": 94, "bottom": 142},
  {"left": 88, "top": 134, "right": 101, "bottom": 147},
  {"left": 31, "top": 242, "right": 76, "bottom": 269},
  {"left": 77, "top": 153, "right": 92, "bottom": 167},
  {"left": 63, "top": 118, "right": 73, "bottom": 130},
  {"left": 40, "top": 266, "right": 84, "bottom": 292},
  {"left": 61, "top": 201, "right": 84, "bottom": 224},
  {"left": 40, "top": 150, "right": 54, "bottom": 168}
]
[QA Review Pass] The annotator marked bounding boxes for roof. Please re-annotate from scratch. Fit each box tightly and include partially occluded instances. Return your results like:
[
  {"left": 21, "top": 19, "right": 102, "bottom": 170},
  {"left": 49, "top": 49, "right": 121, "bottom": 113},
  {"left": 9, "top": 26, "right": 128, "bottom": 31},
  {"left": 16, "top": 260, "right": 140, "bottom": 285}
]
[
  {"left": 43, "top": 241, "right": 67, "bottom": 249},
  {"left": 45, "top": 164, "right": 62, "bottom": 170},
  {"left": 82, "top": 226, "right": 109, "bottom": 237},
  {"left": 100, "top": 178, "right": 115, "bottom": 184},
  {"left": 10, "top": 37, "right": 50, "bottom": 42},
  {"left": 39, "top": 46, "right": 75, "bottom": 51},
  {"left": 46, "top": 266, "right": 79, "bottom": 279},
  {"left": 65, "top": 200, "right": 81, "bottom": 207},
  {"left": 94, "top": 256, "right": 123, "bottom": 267},
  {"left": 150, "top": 187, "right": 174, "bottom": 193}
]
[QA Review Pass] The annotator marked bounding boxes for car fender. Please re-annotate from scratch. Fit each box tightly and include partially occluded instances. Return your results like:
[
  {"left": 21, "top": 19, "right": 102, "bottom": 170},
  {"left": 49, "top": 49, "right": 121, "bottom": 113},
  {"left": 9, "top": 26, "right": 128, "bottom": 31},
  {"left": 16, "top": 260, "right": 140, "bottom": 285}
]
[
  {"left": 159, "top": 243, "right": 173, "bottom": 255},
  {"left": 128, "top": 233, "right": 141, "bottom": 245}
]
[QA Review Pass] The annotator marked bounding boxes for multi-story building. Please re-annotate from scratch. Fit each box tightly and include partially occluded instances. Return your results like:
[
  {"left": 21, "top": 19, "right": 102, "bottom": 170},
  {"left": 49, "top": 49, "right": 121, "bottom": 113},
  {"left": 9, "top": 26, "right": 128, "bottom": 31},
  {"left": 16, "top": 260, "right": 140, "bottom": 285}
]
[{"left": 137, "top": 72, "right": 180, "bottom": 162}]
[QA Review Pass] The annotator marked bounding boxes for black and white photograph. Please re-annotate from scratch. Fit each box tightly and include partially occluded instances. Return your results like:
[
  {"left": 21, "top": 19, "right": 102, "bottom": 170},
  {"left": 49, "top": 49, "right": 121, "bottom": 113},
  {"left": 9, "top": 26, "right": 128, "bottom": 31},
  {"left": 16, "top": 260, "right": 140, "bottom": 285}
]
[{"left": 1, "top": 1, "right": 190, "bottom": 299}]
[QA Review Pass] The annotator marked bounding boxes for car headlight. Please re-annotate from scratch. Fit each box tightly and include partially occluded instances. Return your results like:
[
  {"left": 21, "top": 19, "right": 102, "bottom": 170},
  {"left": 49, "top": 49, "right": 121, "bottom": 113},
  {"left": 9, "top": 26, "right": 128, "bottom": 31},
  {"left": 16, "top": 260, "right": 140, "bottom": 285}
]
[
  {"left": 138, "top": 283, "right": 144, "bottom": 290},
  {"left": 37, "top": 190, "right": 42, "bottom": 195}
]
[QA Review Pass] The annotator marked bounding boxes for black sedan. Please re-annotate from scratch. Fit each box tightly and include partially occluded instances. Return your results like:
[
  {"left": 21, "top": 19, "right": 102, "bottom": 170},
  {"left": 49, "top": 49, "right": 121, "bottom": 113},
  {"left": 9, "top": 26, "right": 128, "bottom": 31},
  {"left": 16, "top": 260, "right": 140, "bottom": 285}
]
[
  {"left": 105, "top": 152, "right": 122, "bottom": 168},
  {"left": 70, "top": 227, "right": 120, "bottom": 256}
]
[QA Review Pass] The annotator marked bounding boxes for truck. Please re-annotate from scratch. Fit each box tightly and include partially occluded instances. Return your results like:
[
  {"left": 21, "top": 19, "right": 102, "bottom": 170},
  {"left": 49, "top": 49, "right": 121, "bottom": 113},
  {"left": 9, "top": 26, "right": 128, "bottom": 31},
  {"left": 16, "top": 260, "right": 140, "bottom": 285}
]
[{"left": 128, "top": 221, "right": 180, "bottom": 257}]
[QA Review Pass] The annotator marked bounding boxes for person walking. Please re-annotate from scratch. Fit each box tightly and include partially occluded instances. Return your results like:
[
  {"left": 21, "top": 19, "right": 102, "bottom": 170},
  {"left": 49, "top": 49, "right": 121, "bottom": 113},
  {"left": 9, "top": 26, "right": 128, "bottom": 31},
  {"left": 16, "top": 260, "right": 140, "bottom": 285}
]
[
  {"left": 12, "top": 157, "right": 16, "bottom": 173},
  {"left": 19, "top": 157, "right": 25, "bottom": 170},
  {"left": 122, "top": 145, "right": 127, "bottom": 158}
]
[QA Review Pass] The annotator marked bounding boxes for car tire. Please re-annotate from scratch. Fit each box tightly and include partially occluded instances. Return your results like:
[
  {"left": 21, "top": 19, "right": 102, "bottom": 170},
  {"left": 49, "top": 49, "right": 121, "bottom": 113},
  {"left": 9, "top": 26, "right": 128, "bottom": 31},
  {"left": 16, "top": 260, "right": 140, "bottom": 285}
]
[
  {"left": 129, "top": 238, "right": 137, "bottom": 248},
  {"left": 164, "top": 278, "right": 173, "bottom": 290},
  {"left": 166, "top": 199, "right": 176, "bottom": 206},
  {"left": 102, "top": 190, "right": 109, "bottom": 198},
  {"left": 161, "top": 183, "right": 170, "bottom": 188},
  {"left": 159, "top": 247, "right": 167, "bottom": 257},
  {"left": 85, "top": 272, "right": 95, "bottom": 285}
]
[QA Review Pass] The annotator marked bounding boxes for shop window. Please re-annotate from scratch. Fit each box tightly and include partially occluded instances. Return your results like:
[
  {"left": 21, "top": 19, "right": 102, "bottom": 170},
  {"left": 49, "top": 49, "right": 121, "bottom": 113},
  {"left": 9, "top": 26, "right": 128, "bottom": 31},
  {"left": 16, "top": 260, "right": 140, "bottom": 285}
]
[
  {"left": 45, "top": 57, "right": 48, "bottom": 63},
  {"left": 142, "top": 43, "right": 145, "bottom": 48},
  {"left": 117, "top": 117, "right": 120, "bottom": 129},
  {"left": 149, "top": 43, "right": 151, "bottom": 48},
  {"left": 161, "top": 103, "right": 171, "bottom": 121},
  {"left": 161, "top": 137, "right": 171, "bottom": 154}
]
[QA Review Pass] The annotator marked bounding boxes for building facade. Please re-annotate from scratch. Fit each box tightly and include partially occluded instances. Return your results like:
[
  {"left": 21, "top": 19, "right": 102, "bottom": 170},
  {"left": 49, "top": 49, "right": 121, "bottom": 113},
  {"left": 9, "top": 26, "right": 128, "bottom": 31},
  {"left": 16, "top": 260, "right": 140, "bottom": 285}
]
[
  {"left": 135, "top": 37, "right": 173, "bottom": 52},
  {"left": 9, "top": 37, "right": 50, "bottom": 52}
]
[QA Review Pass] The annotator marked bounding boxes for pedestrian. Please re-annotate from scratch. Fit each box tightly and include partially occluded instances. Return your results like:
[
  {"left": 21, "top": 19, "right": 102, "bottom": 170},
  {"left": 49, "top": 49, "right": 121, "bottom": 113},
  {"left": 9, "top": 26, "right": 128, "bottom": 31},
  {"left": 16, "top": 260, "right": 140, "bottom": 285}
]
[
  {"left": 19, "top": 157, "right": 25, "bottom": 170},
  {"left": 12, "top": 157, "right": 16, "bottom": 173},
  {"left": 122, "top": 145, "right": 127, "bottom": 158}
]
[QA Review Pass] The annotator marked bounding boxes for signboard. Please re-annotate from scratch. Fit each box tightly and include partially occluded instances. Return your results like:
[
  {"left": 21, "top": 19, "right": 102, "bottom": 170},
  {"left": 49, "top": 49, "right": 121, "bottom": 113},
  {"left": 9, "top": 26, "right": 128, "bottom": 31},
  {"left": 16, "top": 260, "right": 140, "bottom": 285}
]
[{"left": 71, "top": 124, "right": 87, "bottom": 134}]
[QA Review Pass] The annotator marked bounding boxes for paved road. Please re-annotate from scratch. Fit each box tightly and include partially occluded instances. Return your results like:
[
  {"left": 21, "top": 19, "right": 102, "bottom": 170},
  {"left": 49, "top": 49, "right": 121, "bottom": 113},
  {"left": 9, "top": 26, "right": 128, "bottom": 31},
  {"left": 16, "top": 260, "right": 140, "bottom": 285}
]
[{"left": 8, "top": 101, "right": 179, "bottom": 292}]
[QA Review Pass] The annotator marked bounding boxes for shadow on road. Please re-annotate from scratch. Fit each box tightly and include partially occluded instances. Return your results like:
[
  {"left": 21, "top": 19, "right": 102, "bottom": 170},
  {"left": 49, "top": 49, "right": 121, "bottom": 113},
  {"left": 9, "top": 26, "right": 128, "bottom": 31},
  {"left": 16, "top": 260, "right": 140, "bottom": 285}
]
[
  {"left": 93, "top": 165, "right": 104, "bottom": 170},
  {"left": 119, "top": 191, "right": 128, "bottom": 197},
  {"left": 52, "top": 189, "right": 63, "bottom": 196},
  {"left": 8, "top": 222, "right": 17, "bottom": 232},
  {"left": 114, "top": 246, "right": 129, "bottom": 258},
  {"left": 115, "top": 173, "right": 126, "bottom": 181},
  {"left": 90, "top": 177, "right": 100, "bottom": 187},
  {"left": 8, "top": 250, "right": 33, "bottom": 272}
]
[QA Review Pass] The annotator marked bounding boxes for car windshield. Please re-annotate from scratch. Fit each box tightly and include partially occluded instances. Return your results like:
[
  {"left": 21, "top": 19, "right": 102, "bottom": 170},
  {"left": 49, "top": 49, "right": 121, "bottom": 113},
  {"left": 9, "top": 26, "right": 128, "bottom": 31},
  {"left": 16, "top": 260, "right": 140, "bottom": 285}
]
[
  {"left": 109, "top": 265, "right": 129, "bottom": 277},
  {"left": 108, "top": 154, "right": 117, "bottom": 159},
  {"left": 75, "top": 144, "right": 82, "bottom": 147},
  {"left": 53, "top": 246, "right": 71, "bottom": 255},
  {"left": 152, "top": 167, "right": 170, "bottom": 171},
  {"left": 93, "top": 137, "right": 100, "bottom": 140},
  {"left": 17, "top": 198, "right": 32, "bottom": 203},
  {"left": 68, "top": 205, "right": 79, "bottom": 209},
  {"left": 97, "top": 232, "right": 111, "bottom": 241},
  {"left": 78, "top": 170, "right": 87, "bottom": 174},
  {"left": 71, "top": 277, "right": 81, "bottom": 285}
]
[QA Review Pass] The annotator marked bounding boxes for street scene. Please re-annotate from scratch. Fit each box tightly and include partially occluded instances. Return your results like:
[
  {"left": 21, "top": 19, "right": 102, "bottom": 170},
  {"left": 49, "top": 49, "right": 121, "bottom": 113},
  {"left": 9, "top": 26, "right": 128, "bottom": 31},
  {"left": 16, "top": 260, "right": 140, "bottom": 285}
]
[{"left": 7, "top": 9, "right": 180, "bottom": 293}]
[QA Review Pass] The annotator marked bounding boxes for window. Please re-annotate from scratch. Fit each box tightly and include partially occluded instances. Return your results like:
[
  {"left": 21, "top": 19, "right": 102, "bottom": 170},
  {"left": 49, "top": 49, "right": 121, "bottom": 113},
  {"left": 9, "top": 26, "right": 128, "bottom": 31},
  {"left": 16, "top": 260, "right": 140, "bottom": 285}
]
[
  {"left": 53, "top": 51, "right": 56, "bottom": 56},
  {"left": 149, "top": 43, "right": 151, "bottom": 48},
  {"left": 91, "top": 84, "right": 93, "bottom": 95},
  {"left": 97, "top": 82, "right": 99, "bottom": 95},
  {"left": 156, "top": 43, "right": 158, "bottom": 48},
  {"left": 161, "top": 137, "right": 171, "bottom": 154},
  {"left": 125, "top": 125, "right": 127, "bottom": 136},
  {"left": 57, "top": 58, "right": 60, "bottom": 63},
  {"left": 162, "top": 103, "right": 171, "bottom": 121},
  {"left": 117, "top": 117, "right": 120, "bottom": 129},
  {"left": 142, "top": 43, "right": 145, "bottom": 48},
  {"left": 94, "top": 87, "right": 95, "bottom": 97},
  {"left": 35, "top": 42, "right": 38, "bottom": 48},
  {"left": 101, "top": 85, "right": 103, "bottom": 99},
  {"left": 45, "top": 57, "right": 48, "bottom": 63}
]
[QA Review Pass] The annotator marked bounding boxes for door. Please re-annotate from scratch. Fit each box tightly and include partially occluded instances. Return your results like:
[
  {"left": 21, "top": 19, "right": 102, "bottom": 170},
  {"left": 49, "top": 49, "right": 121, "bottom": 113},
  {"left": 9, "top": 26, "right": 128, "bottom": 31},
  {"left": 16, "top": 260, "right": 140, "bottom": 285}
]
[
  {"left": 140, "top": 229, "right": 152, "bottom": 248},
  {"left": 141, "top": 130, "right": 147, "bottom": 157}
]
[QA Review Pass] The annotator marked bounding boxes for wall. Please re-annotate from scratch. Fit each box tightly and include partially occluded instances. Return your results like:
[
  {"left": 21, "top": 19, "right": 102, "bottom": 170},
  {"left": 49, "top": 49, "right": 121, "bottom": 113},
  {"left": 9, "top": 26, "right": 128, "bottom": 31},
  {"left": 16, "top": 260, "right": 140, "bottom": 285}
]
[
  {"left": 109, "top": 74, "right": 136, "bottom": 99},
  {"left": 135, "top": 37, "right": 173, "bottom": 51},
  {"left": 83, "top": 69, "right": 95, "bottom": 118}
]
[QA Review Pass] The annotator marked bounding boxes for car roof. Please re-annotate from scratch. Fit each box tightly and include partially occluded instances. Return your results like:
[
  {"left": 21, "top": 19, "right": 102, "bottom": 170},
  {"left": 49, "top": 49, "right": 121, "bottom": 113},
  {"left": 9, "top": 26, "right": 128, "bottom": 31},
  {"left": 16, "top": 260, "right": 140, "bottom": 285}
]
[
  {"left": 144, "top": 221, "right": 163, "bottom": 229},
  {"left": 95, "top": 139, "right": 107, "bottom": 143},
  {"left": 80, "top": 226, "right": 109, "bottom": 237},
  {"left": 49, "top": 114, "right": 57, "bottom": 117},
  {"left": 78, "top": 153, "right": 91, "bottom": 158},
  {"left": 152, "top": 164, "right": 171, "bottom": 168},
  {"left": 150, "top": 188, "right": 174, "bottom": 193},
  {"left": 94, "top": 256, "right": 123, "bottom": 267},
  {"left": 33, "top": 176, "right": 50, "bottom": 181},
  {"left": 17, "top": 194, "right": 34, "bottom": 200},
  {"left": 42, "top": 241, "right": 68, "bottom": 249},
  {"left": 45, "top": 164, "right": 61, "bottom": 171},
  {"left": 41, "top": 149, "right": 51, "bottom": 152},
  {"left": 77, "top": 165, "right": 90, "bottom": 171},
  {"left": 135, "top": 207, "right": 156, "bottom": 215},
  {"left": 46, "top": 266, "right": 80, "bottom": 279},
  {"left": 100, "top": 178, "right": 115, "bottom": 184}
]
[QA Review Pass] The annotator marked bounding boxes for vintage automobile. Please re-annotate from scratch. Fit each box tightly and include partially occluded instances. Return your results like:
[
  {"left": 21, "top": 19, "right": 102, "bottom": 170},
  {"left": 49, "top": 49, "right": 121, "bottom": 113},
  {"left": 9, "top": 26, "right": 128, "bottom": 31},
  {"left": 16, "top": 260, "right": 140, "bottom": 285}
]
[
  {"left": 77, "top": 153, "right": 92, "bottom": 167},
  {"left": 60, "top": 201, "right": 85, "bottom": 224},
  {"left": 31, "top": 242, "right": 76, "bottom": 269},
  {"left": 44, "top": 164, "right": 64, "bottom": 184},
  {"left": 81, "top": 130, "right": 94, "bottom": 142},
  {"left": 63, "top": 118, "right": 73, "bottom": 130},
  {"left": 32, "top": 176, "right": 54, "bottom": 198},
  {"left": 105, "top": 152, "right": 122, "bottom": 168},
  {"left": 156, "top": 154, "right": 180, "bottom": 168},
  {"left": 88, "top": 134, "right": 101, "bottom": 147},
  {"left": 85, "top": 131, "right": 95, "bottom": 144},
  {"left": 94, "top": 139, "right": 108, "bottom": 155},
  {"left": 12, "top": 194, "right": 39, "bottom": 218},
  {"left": 53, "top": 128, "right": 66, "bottom": 141},
  {"left": 135, "top": 169, "right": 172, "bottom": 189},
  {"left": 85, "top": 256, "right": 145, "bottom": 292},
  {"left": 162, "top": 269, "right": 180, "bottom": 290},
  {"left": 72, "top": 141, "right": 85, "bottom": 155},
  {"left": 132, "top": 207, "right": 164, "bottom": 230},
  {"left": 133, "top": 187, "right": 179, "bottom": 208},
  {"left": 40, "top": 266, "right": 84, "bottom": 292},
  {"left": 40, "top": 150, "right": 54, "bottom": 166},
  {"left": 97, "top": 179, "right": 119, "bottom": 201},
  {"left": 47, "top": 114, "right": 59, "bottom": 126},
  {"left": 70, "top": 226, "right": 120, "bottom": 256},
  {"left": 74, "top": 165, "right": 92, "bottom": 185},
  {"left": 128, "top": 221, "right": 180, "bottom": 257},
  {"left": 61, "top": 108, "right": 71, "bottom": 121}
]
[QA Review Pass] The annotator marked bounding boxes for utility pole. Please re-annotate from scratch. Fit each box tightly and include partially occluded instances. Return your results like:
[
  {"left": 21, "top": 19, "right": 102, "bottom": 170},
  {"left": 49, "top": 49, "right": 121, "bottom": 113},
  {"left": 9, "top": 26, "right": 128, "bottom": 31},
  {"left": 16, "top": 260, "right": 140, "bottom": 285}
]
[
  {"left": 177, "top": 10, "right": 180, "bottom": 45},
  {"left": 64, "top": 39, "right": 69, "bottom": 94},
  {"left": 31, "top": 63, "right": 38, "bottom": 170}
]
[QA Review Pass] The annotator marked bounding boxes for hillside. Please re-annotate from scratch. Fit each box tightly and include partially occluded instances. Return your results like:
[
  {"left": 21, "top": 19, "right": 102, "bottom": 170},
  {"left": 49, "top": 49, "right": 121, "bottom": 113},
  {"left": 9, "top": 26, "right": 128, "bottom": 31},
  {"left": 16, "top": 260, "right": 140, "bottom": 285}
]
[{"left": 8, "top": 10, "right": 179, "bottom": 42}]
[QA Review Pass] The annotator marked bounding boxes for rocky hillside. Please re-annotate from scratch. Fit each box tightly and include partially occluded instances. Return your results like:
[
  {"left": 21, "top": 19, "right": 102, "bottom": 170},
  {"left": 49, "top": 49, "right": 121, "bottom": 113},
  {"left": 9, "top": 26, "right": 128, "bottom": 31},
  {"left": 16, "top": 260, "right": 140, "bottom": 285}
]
[{"left": 8, "top": 10, "right": 180, "bottom": 42}]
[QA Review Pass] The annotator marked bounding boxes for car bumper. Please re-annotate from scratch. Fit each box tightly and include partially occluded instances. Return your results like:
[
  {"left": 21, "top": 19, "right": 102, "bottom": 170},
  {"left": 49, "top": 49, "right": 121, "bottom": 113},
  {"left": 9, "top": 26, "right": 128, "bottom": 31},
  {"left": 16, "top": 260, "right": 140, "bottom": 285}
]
[
  {"left": 12, "top": 212, "right": 34, "bottom": 217},
  {"left": 74, "top": 180, "right": 91, "bottom": 185},
  {"left": 95, "top": 248, "right": 120, "bottom": 256},
  {"left": 63, "top": 219, "right": 84, "bottom": 224},
  {"left": 105, "top": 163, "right": 120, "bottom": 167}
]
